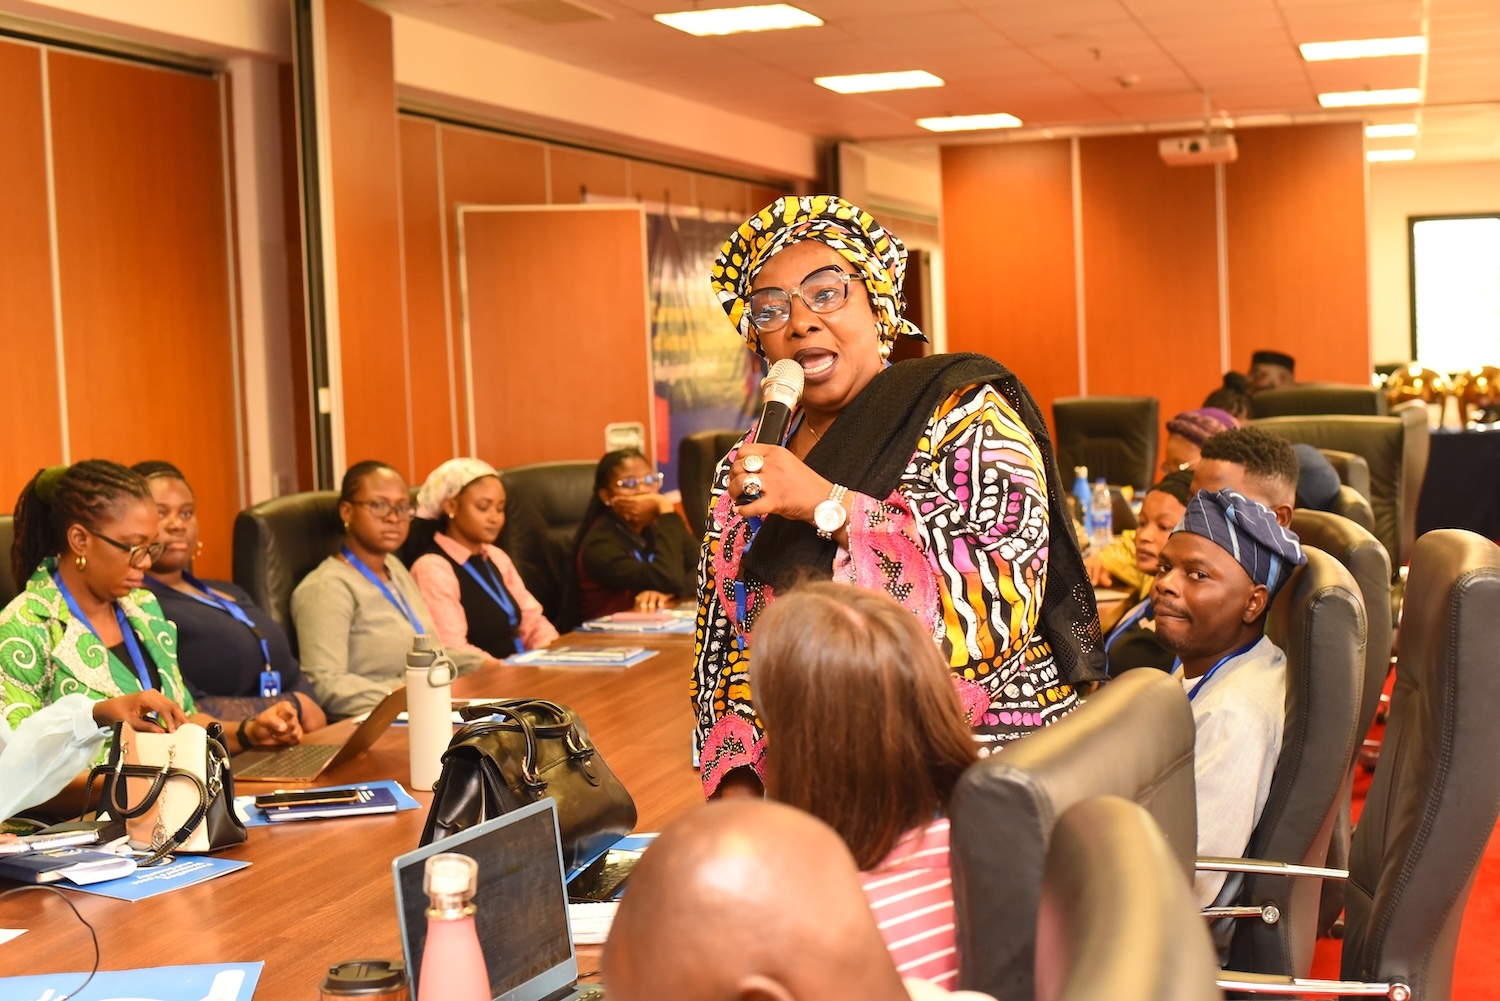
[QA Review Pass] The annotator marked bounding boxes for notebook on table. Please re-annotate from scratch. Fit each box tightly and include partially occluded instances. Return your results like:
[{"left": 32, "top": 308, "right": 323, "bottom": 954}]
[
  {"left": 233, "top": 686, "right": 407, "bottom": 781},
  {"left": 392, "top": 800, "right": 605, "bottom": 1001}
]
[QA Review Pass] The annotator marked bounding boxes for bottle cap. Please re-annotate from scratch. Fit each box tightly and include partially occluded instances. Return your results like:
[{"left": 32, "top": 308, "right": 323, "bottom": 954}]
[
  {"left": 425, "top": 852, "right": 478, "bottom": 897},
  {"left": 1074, "top": 465, "right": 1088, "bottom": 479},
  {"left": 411, "top": 634, "right": 436, "bottom": 652},
  {"left": 320, "top": 958, "right": 407, "bottom": 995}
]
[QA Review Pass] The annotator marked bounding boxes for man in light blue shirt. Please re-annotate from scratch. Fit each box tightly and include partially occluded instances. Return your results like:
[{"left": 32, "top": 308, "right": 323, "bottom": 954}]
[{"left": 0, "top": 690, "right": 185, "bottom": 820}]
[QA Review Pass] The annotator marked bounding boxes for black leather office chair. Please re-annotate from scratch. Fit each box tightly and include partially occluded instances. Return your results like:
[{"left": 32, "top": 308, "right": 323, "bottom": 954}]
[
  {"left": 497, "top": 460, "right": 596, "bottom": 633},
  {"left": 232, "top": 491, "right": 343, "bottom": 652},
  {"left": 950, "top": 669, "right": 1197, "bottom": 1001},
  {"left": 678, "top": 429, "right": 742, "bottom": 540},
  {"left": 1198, "top": 548, "right": 1365, "bottom": 978},
  {"left": 1325, "top": 485, "right": 1376, "bottom": 535},
  {"left": 1036, "top": 797, "right": 1223, "bottom": 1001},
  {"left": 1249, "top": 384, "right": 1389, "bottom": 420},
  {"left": 1318, "top": 449, "right": 1372, "bottom": 502},
  {"left": 0, "top": 514, "right": 17, "bottom": 606},
  {"left": 1052, "top": 396, "right": 1160, "bottom": 493}
]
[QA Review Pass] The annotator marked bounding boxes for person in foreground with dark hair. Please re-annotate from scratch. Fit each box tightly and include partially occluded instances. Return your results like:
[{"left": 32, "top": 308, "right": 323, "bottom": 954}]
[
  {"left": 603, "top": 800, "right": 997, "bottom": 1001},
  {"left": 1191, "top": 426, "right": 1300, "bottom": 527},
  {"left": 751, "top": 581, "right": 980, "bottom": 987},
  {"left": 1, "top": 461, "right": 301, "bottom": 809},
  {"left": 132, "top": 461, "right": 326, "bottom": 730},
  {"left": 292, "top": 460, "right": 485, "bottom": 718},
  {"left": 1151, "top": 488, "right": 1305, "bottom": 918},
  {"left": 1203, "top": 371, "right": 1251, "bottom": 421},
  {"left": 408, "top": 458, "right": 556, "bottom": 663},
  {"left": 575, "top": 448, "right": 696, "bottom": 619},
  {"left": 1247, "top": 350, "right": 1295, "bottom": 395}
]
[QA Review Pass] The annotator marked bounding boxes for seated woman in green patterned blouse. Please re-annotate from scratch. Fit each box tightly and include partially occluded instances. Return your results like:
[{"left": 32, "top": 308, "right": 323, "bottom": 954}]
[{"left": 0, "top": 460, "right": 303, "bottom": 812}]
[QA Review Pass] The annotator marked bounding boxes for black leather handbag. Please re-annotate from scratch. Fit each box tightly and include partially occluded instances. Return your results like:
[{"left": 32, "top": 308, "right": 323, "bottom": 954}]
[
  {"left": 85, "top": 721, "right": 248, "bottom": 864},
  {"left": 419, "top": 699, "right": 637, "bottom": 870}
]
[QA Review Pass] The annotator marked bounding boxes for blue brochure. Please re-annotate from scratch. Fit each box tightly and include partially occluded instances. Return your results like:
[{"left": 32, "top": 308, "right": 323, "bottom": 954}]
[
  {"left": 66, "top": 856, "right": 251, "bottom": 901},
  {"left": 233, "top": 779, "right": 421, "bottom": 828},
  {"left": 0, "top": 961, "right": 263, "bottom": 1000}
]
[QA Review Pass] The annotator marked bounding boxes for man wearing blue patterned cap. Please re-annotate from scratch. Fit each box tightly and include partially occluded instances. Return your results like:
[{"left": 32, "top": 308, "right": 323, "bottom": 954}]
[{"left": 1150, "top": 487, "right": 1307, "bottom": 923}]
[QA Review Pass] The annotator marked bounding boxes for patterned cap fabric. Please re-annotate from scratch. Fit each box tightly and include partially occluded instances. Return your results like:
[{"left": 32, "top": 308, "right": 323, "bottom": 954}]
[
  {"left": 710, "top": 194, "right": 925, "bottom": 356},
  {"left": 416, "top": 458, "right": 499, "bottom": 520},
  {"left": 1165, "top": 407, "right": 1241, "bottom": 446},
  {"left": 1176, "top": 487, "right": 1307, "bottom": 597}
]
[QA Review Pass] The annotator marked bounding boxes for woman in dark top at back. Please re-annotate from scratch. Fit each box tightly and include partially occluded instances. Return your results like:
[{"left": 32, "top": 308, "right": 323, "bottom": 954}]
[
  {"left": 575, "top": 449, "right": 697, "bottom": 619},
  {"left": 132, "top": 462, "right": 327, "bottom": 731}
]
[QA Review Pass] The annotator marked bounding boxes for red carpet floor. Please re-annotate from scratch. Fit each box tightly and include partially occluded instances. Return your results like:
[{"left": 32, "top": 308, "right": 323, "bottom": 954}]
[{"left": 1308, "top": 684, "right": 1500, "bottom": 997}]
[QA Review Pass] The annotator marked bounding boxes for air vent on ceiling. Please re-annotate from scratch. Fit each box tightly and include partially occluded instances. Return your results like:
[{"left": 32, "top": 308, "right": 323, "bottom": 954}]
[{"left": 502, "top": 0, "right": 609, "bottom": 24}]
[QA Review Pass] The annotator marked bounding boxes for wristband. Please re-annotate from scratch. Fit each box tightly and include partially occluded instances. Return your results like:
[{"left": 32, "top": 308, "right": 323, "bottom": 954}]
[{"left": 237, "top": 717, "right": 254, "bottom": 750}]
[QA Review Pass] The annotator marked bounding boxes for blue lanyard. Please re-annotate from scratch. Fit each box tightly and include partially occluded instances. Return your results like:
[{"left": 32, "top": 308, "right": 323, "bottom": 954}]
[
  {"left": 1184, "top": 638, "right": 1262, "bottom": 702},
  {"left": 180, "top": 573, "right": 272, "bottom": 671},
  {"left": 341, "top": 546, "right": 424, "bottom": 634},
  {"left": 52, "top": 571, "right": 154, "bottom": 692},
  {"left": 460, "top": 556, "right": 522, "bottom": 654}
]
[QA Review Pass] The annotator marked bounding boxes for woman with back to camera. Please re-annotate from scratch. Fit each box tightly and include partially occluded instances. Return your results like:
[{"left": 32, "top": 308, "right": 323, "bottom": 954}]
[
  {"left": 0, "top": 461, "right": 301, "bottom": 807},
  {"left": 131, "top": 461, "right": 327, "bottom": 731},
  {"left": 693, "top": 195, "right": 1104, "bottom": 799},
  {"left": 292, "top": 460, "right": 486, "bottom": 718},
  {"left": 752, "top": 581, "right": 979, "bottom": 988},
  {"left": 407, "top": 458, "right": 557, "bottom": 662},
  {"left": 575, "top": 449, "right": 696, "bottom": 619}
]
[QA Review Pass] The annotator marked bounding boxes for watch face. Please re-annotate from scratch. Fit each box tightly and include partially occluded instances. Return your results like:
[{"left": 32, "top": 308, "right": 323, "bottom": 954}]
[{"left": 814, "top": 499, "right": 847, "bottom": 533}]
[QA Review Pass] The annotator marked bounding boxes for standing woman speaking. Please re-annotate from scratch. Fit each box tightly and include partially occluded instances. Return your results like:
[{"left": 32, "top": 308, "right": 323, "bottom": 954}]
[{"left": 693, "top": 196, "right": 1104, "bottom": 797}]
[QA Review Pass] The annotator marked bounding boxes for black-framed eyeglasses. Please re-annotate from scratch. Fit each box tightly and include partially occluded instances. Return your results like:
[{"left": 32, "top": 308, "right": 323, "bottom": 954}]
[
  {"left": 614, "top": 473, "right": 664, "bottom": 491},
  {"left": 746, "top": 265, "right": 857, "bottom": 333},
  {"left": 350, "top": 499, "right": 417, "bottom": 521},
  {"left": 93, "top": 532, "right": 166, "bottom": 568}
]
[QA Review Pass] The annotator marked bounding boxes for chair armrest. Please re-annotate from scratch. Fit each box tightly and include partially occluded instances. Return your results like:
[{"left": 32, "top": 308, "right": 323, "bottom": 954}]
[
  {"left": 1195, "top": 856, "right": 1348, "bottom": 879},
  {"left": 1216, "top": 971, "right": 1410, "bottom": 1000}
]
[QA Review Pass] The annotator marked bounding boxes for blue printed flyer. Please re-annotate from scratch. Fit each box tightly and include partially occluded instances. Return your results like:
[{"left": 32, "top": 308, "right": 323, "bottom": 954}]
[
  {"left": 0, "top": 961, "right": 262, "bottom": 1000},
  {"left": 67, "top": 856, "right": 251, "bottom": 901}
]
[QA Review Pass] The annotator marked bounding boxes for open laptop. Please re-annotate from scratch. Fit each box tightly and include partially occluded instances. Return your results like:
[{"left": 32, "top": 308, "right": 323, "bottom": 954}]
[
  {"left": 233, "top": 686, "right": 407, "bottom": 781},
  {"left": 392, "top": 800, "right": 604, "bottom": 1001}
]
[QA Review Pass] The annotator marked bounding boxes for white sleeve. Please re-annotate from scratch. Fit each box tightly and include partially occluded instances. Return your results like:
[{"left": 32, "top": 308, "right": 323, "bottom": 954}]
[{"left": 0, "top": 693, "right": 107, "bottom": 820}]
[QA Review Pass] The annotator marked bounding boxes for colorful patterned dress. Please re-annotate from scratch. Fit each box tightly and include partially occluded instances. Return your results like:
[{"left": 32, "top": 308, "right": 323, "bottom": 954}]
[
  {"left": 692, "top": 383, "right": 1080, "bottom": 795},
  {"left": 0, "top": 559, "right": 196, "bottom": 740}
]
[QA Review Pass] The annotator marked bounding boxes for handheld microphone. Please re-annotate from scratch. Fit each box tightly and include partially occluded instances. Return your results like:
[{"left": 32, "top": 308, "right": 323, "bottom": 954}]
[{"left": 738, "top": 359, "right": 804, "bottom": 504}]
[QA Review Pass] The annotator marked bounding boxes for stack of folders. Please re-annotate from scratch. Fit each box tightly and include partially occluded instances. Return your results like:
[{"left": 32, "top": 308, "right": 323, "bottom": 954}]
[
  {"left": 261, "top": 787, "right": 400, "bottom": 823},
  {"left": 0, "top": 837, "right": 137, "bottom": 885}
]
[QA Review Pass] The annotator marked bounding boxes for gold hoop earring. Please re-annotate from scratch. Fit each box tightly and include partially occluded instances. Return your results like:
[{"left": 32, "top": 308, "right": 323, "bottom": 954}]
[{"left": 75, "top": 554, "right": 87, "bottom": 571}]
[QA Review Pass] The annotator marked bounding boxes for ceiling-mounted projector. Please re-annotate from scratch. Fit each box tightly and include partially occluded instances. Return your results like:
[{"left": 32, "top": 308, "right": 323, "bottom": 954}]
[{"left": 1159, "top": 133, "right": 1238, "bottom": 166}]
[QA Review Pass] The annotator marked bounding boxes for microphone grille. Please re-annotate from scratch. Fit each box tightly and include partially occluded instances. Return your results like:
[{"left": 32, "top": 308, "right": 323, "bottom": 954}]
[{"left": 763, "top": 359, "right": 804, "bottom": 406}]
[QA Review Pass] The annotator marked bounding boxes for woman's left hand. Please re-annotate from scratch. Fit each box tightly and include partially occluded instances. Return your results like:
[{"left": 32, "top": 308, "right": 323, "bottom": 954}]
[
  {"left": 727, "top": 444, "right": 833, "bottom": 524},
  {"left": 248, "top": 702, "right": 303, "bottom": 747}
]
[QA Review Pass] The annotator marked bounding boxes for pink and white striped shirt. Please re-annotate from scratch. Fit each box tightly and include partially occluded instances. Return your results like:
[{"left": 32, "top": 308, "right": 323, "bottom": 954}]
[{"left": 860, "top": 817, "right": 959, "bottom": 987}]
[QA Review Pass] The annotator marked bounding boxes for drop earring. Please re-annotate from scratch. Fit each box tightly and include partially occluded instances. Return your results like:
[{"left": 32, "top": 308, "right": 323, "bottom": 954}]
[
  {"left": 878, "top": 340, "right": 893, "bottom": 362},
  {"left": 75, "top": 554, "right": 87, "bottom": 571},
  {"left": 194, "top": 540, "right": 204, "bottom": 558}
]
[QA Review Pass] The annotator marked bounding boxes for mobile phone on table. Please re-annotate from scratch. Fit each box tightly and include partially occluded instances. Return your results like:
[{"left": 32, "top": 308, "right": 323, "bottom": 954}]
[{"left": 253, "top": 788, "right": 361, "bottom": 809}]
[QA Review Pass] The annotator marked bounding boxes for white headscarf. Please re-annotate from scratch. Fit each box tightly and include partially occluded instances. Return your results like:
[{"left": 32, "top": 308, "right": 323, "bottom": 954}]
[{"left": 416, "top": 458, "right": 499, "bottom": 520}]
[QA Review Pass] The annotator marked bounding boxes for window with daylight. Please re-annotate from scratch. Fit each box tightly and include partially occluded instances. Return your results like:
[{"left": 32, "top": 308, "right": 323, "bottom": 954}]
[{"left": 1410, "top": 214, "right": 1500, "bottom": 372}]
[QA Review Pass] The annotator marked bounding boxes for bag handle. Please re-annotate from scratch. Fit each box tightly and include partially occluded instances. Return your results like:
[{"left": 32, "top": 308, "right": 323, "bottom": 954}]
[
  {"left": 457, "top": 699, "right": 597, "bottom": 763},
  {"left": 82, "top": 722, "right": 212, "bottom": 865}
]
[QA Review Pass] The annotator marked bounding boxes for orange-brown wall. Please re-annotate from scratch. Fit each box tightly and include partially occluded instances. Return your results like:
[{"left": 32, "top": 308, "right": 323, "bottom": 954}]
[{"left": 941, "top": 123, "right": 1369, "bottom": 440}]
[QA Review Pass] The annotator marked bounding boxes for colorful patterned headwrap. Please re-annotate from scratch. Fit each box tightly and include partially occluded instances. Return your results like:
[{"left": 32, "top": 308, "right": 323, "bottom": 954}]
[
  {"left": 416, "top": 458, "right": 499, "bottom": 520},
  {"left": 710, "top": 194, "right": 925, "bottom": 356}
]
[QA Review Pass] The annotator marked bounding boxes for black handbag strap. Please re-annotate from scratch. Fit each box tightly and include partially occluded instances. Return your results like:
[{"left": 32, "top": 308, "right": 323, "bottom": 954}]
[
  {"left": 82, "top": 722, "right": 215, "bottom": 866},
  {"left": 453, "top": 700, "right": 599, "bottom": 789}
]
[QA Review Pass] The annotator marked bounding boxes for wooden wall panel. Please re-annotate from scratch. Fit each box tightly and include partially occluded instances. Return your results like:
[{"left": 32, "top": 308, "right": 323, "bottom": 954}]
[
  {"left": 629, "top": 161, "right": 694, "bottom": 208},
  {"left": 748, "top": 184, "right": 786, "bottom": 213},
  {"left": 1079, "top": 134, "right": 1221, "bottom": 431},
  {"left": 1225, "top": 123, "right": 1369, "bottom": 381},
  {"left": 0, "top": 41, "right": 61, "bottom": 511},
  {"left": 48, "top": 52, "right": 239, "bottom": 578},
  {"left": 940, "top": 141, "right": 1079, "bottom": 418},
  {"left": 398, "top": 117, "right": 457, "bottom": 480},
  {"left": 441, "top": 125, "right": 548, "bottom": 205},
  {"left": 324, "top": 0, "right": 410, "bottom": 480},
  {"left": 548, "top": 146, "right": 628, "bottom": 205},
  {"left": 462, "top": 208, "right": 651, "bottom": 468},
  {"left": 693, "top": 174, "right": 750, "bottom": 218}
]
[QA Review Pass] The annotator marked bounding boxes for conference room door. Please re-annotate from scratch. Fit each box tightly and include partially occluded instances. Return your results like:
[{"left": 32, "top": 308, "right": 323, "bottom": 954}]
[{"left": 457, "top": 204, "right": 654, "bottom": 468}]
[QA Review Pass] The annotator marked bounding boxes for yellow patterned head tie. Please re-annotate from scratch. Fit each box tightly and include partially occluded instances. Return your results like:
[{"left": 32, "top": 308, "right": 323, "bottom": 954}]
[{"left": 710, "top": 194, "right": 926, "bottom": 356}]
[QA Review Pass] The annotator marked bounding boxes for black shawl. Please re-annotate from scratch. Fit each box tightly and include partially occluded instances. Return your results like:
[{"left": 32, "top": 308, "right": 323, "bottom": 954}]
[{"left": 738, "top": 352, "right": 1105, "bottom": 686}]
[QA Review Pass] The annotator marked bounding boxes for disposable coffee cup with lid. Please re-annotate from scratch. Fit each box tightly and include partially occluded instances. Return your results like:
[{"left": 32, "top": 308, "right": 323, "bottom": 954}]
[{"left": 319, "top": 958, "right": 409, "bottom": 1000}]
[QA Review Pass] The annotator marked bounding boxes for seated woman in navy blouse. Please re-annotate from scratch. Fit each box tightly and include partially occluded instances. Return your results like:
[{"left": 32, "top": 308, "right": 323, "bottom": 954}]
[
  {"left": 575, "top": 449, "right": 697, "bottom": 619},
  {"left": 132, "top": 462, "right": 327, "bottom": 731}
]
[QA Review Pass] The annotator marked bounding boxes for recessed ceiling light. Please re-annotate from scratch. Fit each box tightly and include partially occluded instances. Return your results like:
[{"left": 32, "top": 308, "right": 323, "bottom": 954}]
[
  {"left": 1367, "top": 149, "right": 1416, "bottom": 162},
  {"left": 1366, "top": 123, "right": 1419, "bottom": 138},
  {"left": 814, "top": 70, "right": 944, "bottom": 94},
  {"left": 654, "top": 4, "right": 821, "bottom": 36},
  {"left": 1300, "top": 36, "right": 1426, "bottom": 61},
  {"left": 917, "top": 113, "right": 1023, "bottom": 132},
  {"left": 1318, "top": 88, "right": 1422, "bottom": 108}
]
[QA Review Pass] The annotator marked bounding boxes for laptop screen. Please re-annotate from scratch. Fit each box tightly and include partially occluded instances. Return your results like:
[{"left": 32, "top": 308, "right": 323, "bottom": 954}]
[{"left": 393, "top": 800, "right": 577, "bottom": 1001}]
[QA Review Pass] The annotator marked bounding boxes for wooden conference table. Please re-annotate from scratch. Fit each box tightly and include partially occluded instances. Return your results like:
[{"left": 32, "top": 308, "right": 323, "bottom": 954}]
[{"left": 1, "top": 630, "right": 702, "bottom": 996}]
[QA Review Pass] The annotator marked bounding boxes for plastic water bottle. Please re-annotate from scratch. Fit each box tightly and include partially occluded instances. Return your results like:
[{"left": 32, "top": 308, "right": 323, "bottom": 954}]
[
  {"left": 1071, "top": 466, "right": 1092, "bottom": 536},
  {"left": 1090, "top": 478, "right": 1114, "bottom": 551},
  {"left": 407, "top": 635, "right": 457, "bottom": 792},
  {"left": 417, "top": 853, "right": 490, "bottom": 1001}
]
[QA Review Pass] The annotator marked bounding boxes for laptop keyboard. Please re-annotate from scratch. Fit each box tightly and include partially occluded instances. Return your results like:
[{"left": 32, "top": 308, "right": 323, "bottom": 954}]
[{"left": 236, "top": 743, "right": 339, "bottom": 779}]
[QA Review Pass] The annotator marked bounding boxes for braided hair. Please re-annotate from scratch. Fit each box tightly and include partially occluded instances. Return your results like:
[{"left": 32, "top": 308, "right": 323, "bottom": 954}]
[
  {"left": 340, "top": 460, "right": 399, "bottom": 503},
  {"left": 11, "top": 460, "right": 153, "bottom": 586}
]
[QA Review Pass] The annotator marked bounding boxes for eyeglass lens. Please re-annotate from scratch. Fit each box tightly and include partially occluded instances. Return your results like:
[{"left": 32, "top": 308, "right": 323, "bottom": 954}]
[{"left": 747, "top": 272, "right": 850, "bottom": 331}]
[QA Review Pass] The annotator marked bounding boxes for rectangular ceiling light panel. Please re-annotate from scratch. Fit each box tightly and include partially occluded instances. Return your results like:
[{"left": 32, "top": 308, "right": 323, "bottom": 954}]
[
  {"left": 1319, "top": 88, "right": 1422, "bottom": 108},
  {"left": 654, "top": 4, "right": 822, "bottom": 36},
  {"left": 1367, "top": 123, "right": 1419, "bottom": 137},
  {"left": 1367, "top": 149, "right": 1416, "bottom": 161},
  {"left": 917, "top": 113, "right": 1023, "bottom": 132},
  {"left": 814, "top": 70, "right": 944, "bottom": 94},
  {"left": 1300, "top": 36, "right": 1426, "bottom": 61}
]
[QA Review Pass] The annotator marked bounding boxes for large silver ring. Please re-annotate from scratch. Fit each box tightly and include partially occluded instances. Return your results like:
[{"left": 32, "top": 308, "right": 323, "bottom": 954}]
[
  {"left": 742, "top": 453, "right": 765, "bottom": 473},
  {"left": 742, "top": 473, "right": 764, "bottom": 497}
]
